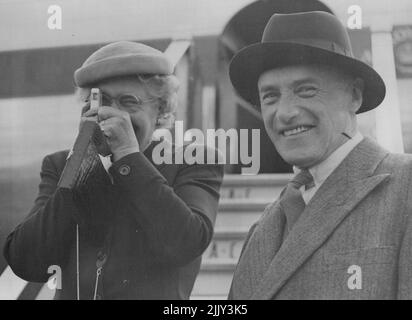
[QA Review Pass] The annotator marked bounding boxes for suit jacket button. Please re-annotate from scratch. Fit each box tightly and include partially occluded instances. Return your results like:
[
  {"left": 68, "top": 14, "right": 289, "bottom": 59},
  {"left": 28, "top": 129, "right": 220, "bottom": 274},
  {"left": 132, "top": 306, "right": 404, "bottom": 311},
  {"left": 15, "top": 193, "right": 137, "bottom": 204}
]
[
  {"left": 97, "top": 252, "right": 107, "bottom": 262},
  {"left": 119, "top": 165, "right": 131, "bottom": 176}
]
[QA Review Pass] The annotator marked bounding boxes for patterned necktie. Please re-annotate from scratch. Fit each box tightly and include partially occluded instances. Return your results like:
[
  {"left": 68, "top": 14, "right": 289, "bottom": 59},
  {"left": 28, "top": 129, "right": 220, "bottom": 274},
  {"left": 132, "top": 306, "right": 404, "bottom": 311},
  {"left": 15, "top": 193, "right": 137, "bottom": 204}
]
[{"left": 280, "top": 169, "right": 315, "bottom": 234}]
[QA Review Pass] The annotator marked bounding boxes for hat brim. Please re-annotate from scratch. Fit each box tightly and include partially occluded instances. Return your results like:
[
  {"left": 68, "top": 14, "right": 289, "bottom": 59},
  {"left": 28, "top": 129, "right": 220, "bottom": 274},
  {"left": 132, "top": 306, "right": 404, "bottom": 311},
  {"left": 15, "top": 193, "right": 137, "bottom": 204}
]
[
  {"left": 229, "top": 42, "right": 386, "bottom": 114},
  {"left": 74, "top": 53, "right": 173, "bottom": 87}
]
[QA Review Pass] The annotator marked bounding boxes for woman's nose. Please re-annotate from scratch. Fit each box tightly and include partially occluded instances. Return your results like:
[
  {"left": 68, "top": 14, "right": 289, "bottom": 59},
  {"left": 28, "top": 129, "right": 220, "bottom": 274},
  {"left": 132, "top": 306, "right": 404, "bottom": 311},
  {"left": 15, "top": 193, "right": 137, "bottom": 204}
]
[{"left": 109, "top": 100, "right": 121, "bottom": 110}]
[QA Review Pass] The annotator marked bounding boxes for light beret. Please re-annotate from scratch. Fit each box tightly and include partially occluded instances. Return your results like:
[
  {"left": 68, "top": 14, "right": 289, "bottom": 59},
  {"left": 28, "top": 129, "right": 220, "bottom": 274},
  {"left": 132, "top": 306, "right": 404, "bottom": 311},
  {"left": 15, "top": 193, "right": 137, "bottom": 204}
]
[{"left": 74, "top": 41, "right": 174, "bottom": 87}]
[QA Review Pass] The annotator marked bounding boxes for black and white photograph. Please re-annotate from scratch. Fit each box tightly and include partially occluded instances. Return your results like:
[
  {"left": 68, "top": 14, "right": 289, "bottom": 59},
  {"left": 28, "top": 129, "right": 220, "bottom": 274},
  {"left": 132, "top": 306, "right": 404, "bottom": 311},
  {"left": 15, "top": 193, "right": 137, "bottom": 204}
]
[{"left": 0, "top": 0, "right": 412, "bottom": 306}]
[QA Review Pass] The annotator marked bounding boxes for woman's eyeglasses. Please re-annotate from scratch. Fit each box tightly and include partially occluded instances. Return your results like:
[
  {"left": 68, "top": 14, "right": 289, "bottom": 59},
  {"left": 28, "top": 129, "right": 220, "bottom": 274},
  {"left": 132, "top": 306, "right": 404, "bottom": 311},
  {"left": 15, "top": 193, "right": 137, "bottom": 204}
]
[{"left": 86, "top": 92, "right": 157, "bottom": 109}]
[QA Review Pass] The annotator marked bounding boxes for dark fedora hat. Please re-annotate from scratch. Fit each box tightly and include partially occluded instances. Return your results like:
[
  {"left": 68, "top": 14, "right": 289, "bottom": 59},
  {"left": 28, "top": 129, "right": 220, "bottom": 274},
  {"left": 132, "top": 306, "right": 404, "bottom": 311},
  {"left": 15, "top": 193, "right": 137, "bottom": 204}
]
[{"left": 229, "top": 11, "right": 386, "bottom": 114}]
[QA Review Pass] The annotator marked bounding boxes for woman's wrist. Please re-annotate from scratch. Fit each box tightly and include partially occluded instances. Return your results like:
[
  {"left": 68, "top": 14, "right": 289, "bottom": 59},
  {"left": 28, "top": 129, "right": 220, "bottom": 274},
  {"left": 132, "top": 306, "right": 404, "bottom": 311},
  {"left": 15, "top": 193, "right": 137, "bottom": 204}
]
[{"left": 112, "top": 146, "right": 140, "bottom": 162}]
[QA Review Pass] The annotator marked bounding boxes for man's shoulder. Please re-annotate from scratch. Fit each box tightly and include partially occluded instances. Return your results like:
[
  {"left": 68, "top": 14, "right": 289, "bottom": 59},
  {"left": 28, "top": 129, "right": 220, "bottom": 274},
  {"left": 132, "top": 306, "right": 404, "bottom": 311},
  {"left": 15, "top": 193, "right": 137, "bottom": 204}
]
[
  {"left": 373, "top": 152, "right": 412, "bottom": 205},
  {"left": 45, "top": 149, "right": 70, "bottom": 162},
  {"left": 356, "top": 138, "right": 412, "bottom": 175},
  {"left": 379, "top": 152, "right": 412, "bottom": 173}
]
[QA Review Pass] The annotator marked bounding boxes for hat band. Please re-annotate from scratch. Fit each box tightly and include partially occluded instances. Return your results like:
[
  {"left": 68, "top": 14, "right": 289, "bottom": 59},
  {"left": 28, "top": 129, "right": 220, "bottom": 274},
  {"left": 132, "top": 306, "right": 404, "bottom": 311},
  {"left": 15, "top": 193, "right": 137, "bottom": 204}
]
[{"left": 264, "top": 38, "right": 353, "bottom": 57}]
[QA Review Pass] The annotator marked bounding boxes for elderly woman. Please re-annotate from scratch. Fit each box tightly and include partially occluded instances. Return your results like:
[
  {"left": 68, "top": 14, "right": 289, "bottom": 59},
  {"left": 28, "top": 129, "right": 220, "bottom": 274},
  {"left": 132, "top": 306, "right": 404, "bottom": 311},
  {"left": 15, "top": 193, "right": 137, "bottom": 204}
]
[{"left": 4, "top": 41, "right": 224, "bottom": 300}]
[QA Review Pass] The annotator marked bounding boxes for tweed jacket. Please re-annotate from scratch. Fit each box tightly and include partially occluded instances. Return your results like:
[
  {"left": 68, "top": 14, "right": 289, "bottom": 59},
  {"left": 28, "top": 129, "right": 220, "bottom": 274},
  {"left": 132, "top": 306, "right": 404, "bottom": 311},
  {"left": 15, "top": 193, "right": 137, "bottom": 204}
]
[
  {"left": 229, "top": 138, "right": 412, "bottom": 300},
  {"left": 4, "top": 141, "right": 224, "bottom": 299}
]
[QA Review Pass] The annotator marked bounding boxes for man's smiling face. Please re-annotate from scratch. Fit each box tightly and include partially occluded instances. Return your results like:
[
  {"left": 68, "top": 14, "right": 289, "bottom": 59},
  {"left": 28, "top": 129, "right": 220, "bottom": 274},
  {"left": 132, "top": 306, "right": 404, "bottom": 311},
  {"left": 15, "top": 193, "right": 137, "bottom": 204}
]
[{"left": 258, "top": 64, "right": 359, "bottom": 169}]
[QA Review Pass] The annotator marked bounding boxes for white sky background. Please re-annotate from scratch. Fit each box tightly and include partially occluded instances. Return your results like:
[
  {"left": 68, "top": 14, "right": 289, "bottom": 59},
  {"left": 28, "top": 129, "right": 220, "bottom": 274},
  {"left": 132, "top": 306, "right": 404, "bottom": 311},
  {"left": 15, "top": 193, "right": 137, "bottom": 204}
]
[
  {"left": 1, "top": 0, "right": 412, "bottom": 51},
  {"left": 0, "top": 95, "right": 81, "bottom": 168}
]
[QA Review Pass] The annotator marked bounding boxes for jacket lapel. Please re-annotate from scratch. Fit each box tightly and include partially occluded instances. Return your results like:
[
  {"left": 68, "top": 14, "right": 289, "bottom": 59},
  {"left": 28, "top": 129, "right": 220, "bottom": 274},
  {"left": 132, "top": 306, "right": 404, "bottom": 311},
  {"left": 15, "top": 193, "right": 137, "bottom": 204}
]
[
  {"left": 231, "top": 200, "right": 286, "bottom": 299},
  {"left": 251, "top": 138, "right": 391, "bottom": 299}
]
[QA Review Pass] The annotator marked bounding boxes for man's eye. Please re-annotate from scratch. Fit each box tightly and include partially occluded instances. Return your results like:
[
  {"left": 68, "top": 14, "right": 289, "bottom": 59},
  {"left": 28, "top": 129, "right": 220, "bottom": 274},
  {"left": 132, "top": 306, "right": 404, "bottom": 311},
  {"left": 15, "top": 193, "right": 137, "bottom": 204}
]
[
  {"left": 261, "top": 92, "right": 280, "bottom": 104},
  {"left": 296, "top": 86, "right": 318, "bottom": 97}
]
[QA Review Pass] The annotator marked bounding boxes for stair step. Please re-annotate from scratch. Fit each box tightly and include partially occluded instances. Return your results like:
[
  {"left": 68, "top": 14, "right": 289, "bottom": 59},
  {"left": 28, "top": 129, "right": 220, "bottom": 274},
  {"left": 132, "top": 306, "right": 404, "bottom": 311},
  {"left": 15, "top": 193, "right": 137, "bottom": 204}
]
[
  {"left": 212, "top": 228, "right": 249, "bottom": 239},
  {"left": 191, "top": 269, "right": 233, "bottom": 296},
  {"left": 215, "top": 199, "right": 270, "bottom": 229},
  {"left": 222, "top": 173, "right": 291, "bottom": 187},
  {"left": 218, "top": 198, "right": 271, "bottom": 211},
  {"left": 220, "top": 174, "right": 290, "bottom": 200},
  {"left": 202, "top": 227, "right": 248, "bottom": 263},
  {"left": 201, "top": 259, "right": 237, "bottom": 271},
  {"left": 190, "top": 295, "right": 226, "bottom": 300}
]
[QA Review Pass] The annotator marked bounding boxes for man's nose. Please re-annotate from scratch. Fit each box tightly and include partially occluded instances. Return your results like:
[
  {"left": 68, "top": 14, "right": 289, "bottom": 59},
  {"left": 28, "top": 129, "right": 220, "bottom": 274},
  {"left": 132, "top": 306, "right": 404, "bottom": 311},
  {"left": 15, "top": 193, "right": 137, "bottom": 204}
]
[{"left": 276, "top": 98, "right": 300, "bottom": 123}]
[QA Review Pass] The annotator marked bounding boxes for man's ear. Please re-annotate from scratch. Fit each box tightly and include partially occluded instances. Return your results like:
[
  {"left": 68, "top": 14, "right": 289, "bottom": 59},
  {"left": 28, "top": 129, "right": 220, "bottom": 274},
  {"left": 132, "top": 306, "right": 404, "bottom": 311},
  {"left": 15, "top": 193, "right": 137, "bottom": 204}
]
[{"left": 350, "top": 77, "right": 364, "bottom": 113}]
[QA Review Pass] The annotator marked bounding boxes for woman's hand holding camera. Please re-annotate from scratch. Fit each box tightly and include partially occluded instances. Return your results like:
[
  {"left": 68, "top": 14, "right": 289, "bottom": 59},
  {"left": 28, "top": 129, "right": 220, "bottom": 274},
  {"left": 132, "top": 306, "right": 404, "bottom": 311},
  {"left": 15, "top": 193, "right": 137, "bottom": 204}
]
[{"left": 82, "top": 107, "right": 140, "bottom": 162}]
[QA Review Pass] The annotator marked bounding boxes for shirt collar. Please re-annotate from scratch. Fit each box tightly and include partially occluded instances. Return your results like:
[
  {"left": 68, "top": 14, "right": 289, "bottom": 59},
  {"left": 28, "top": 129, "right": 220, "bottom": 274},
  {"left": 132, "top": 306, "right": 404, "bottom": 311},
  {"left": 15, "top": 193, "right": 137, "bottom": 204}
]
[{"left": 293, "top": 131, "right": 364, "bottom": 187}]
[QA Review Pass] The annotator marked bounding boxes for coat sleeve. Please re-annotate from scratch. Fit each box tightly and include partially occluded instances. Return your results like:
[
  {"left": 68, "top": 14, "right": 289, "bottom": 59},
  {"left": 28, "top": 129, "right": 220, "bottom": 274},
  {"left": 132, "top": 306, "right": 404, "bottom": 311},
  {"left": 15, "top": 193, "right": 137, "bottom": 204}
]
[
  {"left": 109, "top": 150, "right": 224, "bottom": 267},
  {"left": 3, "top": 154, "right": 78, "bottom": 282}
]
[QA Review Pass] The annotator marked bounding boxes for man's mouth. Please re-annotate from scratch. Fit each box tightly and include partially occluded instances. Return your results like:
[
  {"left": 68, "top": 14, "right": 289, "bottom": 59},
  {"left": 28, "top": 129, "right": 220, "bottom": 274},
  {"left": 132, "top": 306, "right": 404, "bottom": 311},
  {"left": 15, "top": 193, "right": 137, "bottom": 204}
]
[{"left": 280, "top": 125, "right": 314, "bottom": 137}]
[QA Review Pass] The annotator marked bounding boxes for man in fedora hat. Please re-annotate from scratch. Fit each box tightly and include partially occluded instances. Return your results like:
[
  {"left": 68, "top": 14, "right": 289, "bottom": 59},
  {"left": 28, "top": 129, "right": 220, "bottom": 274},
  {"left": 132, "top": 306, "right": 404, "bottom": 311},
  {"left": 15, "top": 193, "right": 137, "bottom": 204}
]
[
  {"left": 228, "top": 11, "right": 412, "bottom": 299},
  {"left": 4, "top": 41, "right": 223, "bottom": 299}
]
